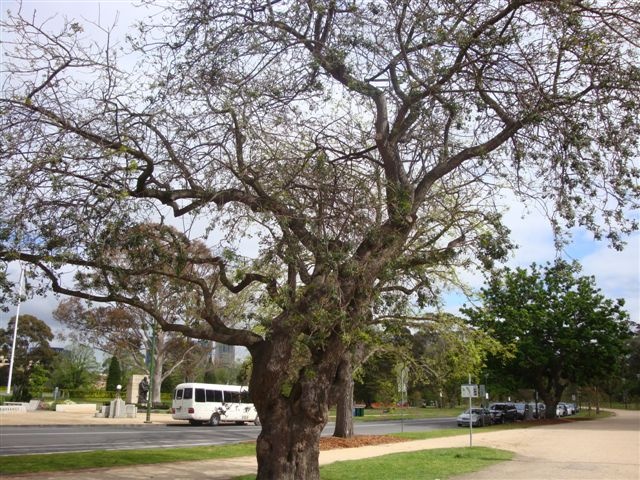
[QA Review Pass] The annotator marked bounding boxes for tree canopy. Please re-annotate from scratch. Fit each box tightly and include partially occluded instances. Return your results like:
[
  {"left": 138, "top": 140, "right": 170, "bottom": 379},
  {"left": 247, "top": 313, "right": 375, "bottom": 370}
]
[
  {"left": 49, "top": 342, "right": 100, "bottom": 391},
  {"left": 462, "top": 260, "right": 632, "bottom": 417},
  {"left": 105, "top": 356, "right": 122, "bottom": 392},
  {"left": 1, "top": 1, "right": 639, "bottom": 478},
  {"left": 0, "top": 314, "right": 55, "bottom": 400}
]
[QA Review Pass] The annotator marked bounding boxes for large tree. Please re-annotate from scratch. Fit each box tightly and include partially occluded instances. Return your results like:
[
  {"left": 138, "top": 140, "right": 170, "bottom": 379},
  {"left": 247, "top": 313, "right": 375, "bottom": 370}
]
[
  {"left": 49, "top": 342, "right": 101, "bottom": 391},
  {"left": 53, "top": 298, "right": 210, "bottom": 405},
  {"left": 0, "top": 315, "right": 56, "bottom": 400},
  {"left": 1, "top": 2, "right": 639, "bottom": 478},
  {"left": 462, "top": 260, "right": 631, "bottom": 417},
  {"left": 52, "top": 223, "right": 228, "bottom": 404},
  {"left": 407, "top": 314, "right": 504, "bottom": 406}
]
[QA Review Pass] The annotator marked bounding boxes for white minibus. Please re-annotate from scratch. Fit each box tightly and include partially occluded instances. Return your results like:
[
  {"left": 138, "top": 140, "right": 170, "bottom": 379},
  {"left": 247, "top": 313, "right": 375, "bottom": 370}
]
[{"left": 171, "top": 382, "right": 260, "bottom": 426}]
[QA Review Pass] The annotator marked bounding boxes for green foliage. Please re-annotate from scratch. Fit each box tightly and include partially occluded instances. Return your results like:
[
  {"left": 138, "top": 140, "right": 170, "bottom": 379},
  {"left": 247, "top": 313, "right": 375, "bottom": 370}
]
[
  {"left": 27, "top": 363, "right": 49, "bottom": 398},
  {"left": 0, "top": 315, "right": 56, "bottom": 400},
  {"left": 105, "top": 356, "right": 122, "bottom": 391},
  {"left": 49, "top": 343, "right": 100, "bottom": 390},
  {"left": 462, "top": 260, "right": 632, "bottom": 412},
  {"left": 354, "top": 350, "right": 397, "bottom": 406}
]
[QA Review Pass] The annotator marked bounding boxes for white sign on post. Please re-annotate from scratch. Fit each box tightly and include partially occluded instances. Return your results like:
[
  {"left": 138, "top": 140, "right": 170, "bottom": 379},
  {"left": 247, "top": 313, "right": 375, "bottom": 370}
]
[
  {"left": 461, "top": 384, "right": 479, "bottom": 398},
  {"left": 461, "top": 382, "right": 479, "bottom": 448},
  {"left": 397, "top": 366, "right": 409, "bottom": 393}
]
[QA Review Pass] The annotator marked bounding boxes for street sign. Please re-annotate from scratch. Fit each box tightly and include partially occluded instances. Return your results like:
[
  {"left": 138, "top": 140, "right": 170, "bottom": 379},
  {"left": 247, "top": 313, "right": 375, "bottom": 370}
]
[{"left": 461, "top": 384, "right": 479, "bottom": 398}]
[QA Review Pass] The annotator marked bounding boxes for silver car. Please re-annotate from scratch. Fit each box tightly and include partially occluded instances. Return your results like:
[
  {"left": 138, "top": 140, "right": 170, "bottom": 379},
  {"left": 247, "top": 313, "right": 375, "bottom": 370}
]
[{"left": 457, "top": 407, "right": 492, "bottom": 427}]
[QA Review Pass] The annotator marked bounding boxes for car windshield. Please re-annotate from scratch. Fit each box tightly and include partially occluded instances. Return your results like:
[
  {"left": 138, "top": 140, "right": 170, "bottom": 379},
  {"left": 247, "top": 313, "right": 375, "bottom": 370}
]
[{"left": 464, "top": 408, "right": 484, "bottom": 414}]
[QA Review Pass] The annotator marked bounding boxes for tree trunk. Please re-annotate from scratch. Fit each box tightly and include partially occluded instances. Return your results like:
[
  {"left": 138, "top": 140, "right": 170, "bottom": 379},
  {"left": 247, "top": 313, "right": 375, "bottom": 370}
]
[
  {"left": 151, "top": 330, "right": 166, "bottom": 405},
  {"left": 255, "top": 406, "right": 325, "bottom": 480},
  {"left": 152, "top": 356, "right": 163, "bottom": 406},
  {"left": 249, "top": 328, "right": 345, "bottom": 480},
  {"left": 332, "top": 356, "right": 354, "bottom": 438},
  {"left": 538, "top": 381, "right": 565, "bottom": 419}
]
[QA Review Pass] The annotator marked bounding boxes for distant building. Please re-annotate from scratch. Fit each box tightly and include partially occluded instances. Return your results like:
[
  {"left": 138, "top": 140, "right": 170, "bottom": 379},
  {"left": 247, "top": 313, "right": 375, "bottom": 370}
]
[{"left": 211, "top": 342, "right": 235, "bottom": 367}]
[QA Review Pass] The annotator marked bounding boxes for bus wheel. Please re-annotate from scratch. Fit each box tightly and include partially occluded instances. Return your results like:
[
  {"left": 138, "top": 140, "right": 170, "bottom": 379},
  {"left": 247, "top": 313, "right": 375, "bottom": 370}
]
[
  {"left": 254, "top": 417, "right": 261, "bottom": 426},
  {"left": 209, "top": 413, "right": 221, "bottom": 426}
]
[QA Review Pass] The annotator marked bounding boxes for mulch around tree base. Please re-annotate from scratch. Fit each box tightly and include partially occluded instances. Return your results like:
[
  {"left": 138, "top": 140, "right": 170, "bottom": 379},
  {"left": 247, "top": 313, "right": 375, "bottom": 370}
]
[
  {"left": 319, "top": 418, "right": 580, "bottom": 450},
  {"left": 319, "top": 435, "right": 409, "bottom": 450}
]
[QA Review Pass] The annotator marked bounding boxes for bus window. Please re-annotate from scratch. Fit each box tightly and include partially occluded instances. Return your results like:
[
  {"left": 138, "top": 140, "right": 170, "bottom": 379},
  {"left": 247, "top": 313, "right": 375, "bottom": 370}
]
[
  {"left": 175, "top": 389, "right": 183, "bottom": 400},
  {"left": 184, "top": 387, "right": 193, "bottom": 400},
  {"left": 224, "top": 391, "right": 241, "bottom": 403},
  {"left": 195, "top": 388, "right": 206, "bottom": 402},
  {"left": 206, "top": 390, "right": 223, "bottom": 402},
  {"left": 240, "top": 391, "right": 250, "bottom": 403}
]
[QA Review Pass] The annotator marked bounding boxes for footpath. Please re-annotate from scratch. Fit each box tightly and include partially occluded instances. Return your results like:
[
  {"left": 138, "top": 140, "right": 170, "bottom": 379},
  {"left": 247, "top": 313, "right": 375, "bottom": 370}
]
[{"left": 1, "top": 409, "right": 639, "bottom": 480}]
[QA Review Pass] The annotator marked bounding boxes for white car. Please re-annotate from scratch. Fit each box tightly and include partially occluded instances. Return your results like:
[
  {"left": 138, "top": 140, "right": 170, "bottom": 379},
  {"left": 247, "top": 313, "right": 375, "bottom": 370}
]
[
  {"left": 556, "top": 403, "right": 569, "bottom": 417},
  {"left": 457, "top": 407, "right": 492, "bottom": 427}
]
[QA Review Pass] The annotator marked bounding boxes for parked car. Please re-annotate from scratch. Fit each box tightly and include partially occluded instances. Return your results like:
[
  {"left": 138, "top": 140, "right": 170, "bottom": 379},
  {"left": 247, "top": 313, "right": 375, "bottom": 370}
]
[
  {"left": 556, "top": 403, "right": 568, "bottom": 417},
  {"left": 457, "top": 407, "right": 493, "bottom": 427},
  {"left": 514, "top": 403, "right": 526, "bottom": 420},
  {"left": 489, "top": 402, "right": 518, "bottom": 423},
  {"left": 529, "top": 402, "right": 546, "bottom": 419}
]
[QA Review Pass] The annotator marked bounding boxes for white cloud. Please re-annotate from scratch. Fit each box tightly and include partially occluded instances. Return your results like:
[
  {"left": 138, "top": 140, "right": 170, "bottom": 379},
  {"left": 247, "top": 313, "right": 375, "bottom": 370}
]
[
  {"left": 579, "top": 235, "right": 640, "bottom": 324},
  {"left": 445, "top": 198, "right": 639, "bottom": 325}
]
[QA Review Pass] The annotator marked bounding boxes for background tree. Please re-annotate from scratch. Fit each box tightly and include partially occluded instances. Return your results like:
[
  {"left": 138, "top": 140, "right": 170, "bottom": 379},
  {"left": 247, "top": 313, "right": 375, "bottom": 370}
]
[
  {"left": 406, "top": 314, "right": 505, "bottom": 407},
  {"left": 462, "top": 260, "right": 631, "bottom": 418},
  {"left": 1, "top": 2, "right": 639, "bottom": 478},
  {"left": 623, "top": 328, "right": 640, "bottom": 405},
  {"left": 27, "top": 363, "right": 49, "bottom": 400},
  {"left": 105, "top": 356, "right": 122, "bottom": 392},
  {"left": 54, "top": 298, "right": 209, "bottom": 405},
  {"left": 0, "top": 315, "right": 55, "bottom": 401},
  {"left": 53, "top": 224, "right": 252, "bottom": 404},
  {"left": 49, "top": 342, "right": 100, "bottom": 391},
  {"left": 354, "top": 350, "right": 397, "bottom": 408}
]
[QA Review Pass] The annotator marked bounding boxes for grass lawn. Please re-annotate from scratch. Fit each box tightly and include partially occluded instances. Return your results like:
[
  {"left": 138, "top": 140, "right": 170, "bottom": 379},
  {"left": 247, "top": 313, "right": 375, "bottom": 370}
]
[
  {"left": 0, "top": 443, "right": 256, "bottom": 475},
  {"left": 234, "top": 447, "right": 514, "bottom": 480}
]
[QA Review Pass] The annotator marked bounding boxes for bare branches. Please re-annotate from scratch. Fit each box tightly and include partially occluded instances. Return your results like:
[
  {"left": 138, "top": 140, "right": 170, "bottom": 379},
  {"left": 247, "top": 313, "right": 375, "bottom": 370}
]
[{"left": 1, "top": 0, "right": 639, "bottom": 356}]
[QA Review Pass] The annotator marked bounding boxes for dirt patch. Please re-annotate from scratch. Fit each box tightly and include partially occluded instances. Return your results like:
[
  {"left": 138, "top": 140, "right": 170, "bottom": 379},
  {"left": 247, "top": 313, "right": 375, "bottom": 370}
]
[{"left": 319, "top": 434, "right": 409, "bottom": 450}]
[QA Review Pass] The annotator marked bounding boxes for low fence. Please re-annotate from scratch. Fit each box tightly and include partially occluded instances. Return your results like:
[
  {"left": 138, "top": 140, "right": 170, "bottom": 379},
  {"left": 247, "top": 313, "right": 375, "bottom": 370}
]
[
  {"left": 0, "top": 402, "right": 27, "bottom": 414},
  {"left": 55, "top": 403, "right": 98, "bottom": 413},
  {"left": 0, "top": 400, "right": 45, "bottom": 414}
]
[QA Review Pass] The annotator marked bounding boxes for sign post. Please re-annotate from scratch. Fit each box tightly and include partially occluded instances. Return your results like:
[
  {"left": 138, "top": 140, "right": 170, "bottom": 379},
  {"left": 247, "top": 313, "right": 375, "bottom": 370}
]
[
  {"left": 461, "top": 376, "right": 479, "bottom": 447},
  {"left": 397, "top": 365, "right": 408, "bottom": 433}
]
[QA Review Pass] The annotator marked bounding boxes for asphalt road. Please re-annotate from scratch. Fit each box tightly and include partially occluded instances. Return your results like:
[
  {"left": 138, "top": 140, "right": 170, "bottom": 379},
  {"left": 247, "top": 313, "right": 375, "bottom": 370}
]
[{"left": 0, "top": 417, "right": 457, "bottom": 456}]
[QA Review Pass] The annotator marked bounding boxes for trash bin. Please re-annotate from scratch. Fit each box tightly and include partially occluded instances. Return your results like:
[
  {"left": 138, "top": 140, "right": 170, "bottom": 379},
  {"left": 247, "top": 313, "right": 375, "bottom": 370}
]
[{"left": 354, "top": 407, "right": 364, "bottom": 417}]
